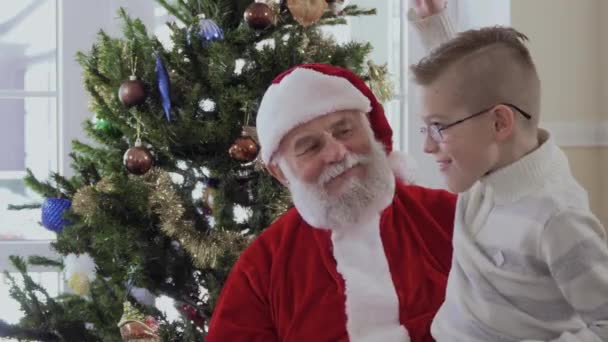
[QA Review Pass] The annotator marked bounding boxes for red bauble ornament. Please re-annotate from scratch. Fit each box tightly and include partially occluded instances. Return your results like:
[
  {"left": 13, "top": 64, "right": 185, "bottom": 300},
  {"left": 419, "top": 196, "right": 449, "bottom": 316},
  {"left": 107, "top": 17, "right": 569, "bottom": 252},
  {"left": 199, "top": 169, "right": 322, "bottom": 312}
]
[
  {"left": 244, "top": 2, "right": 274, "bottom": 30},
  {"left": 118, "top": 75, "right": 146, "bottom": 107},
  {"left": 123, "top": 143, "right": 154, "bottom": 175},
  {"left": 179, "top": 304, "right": 206, "bottom": 328},
  {"left": 229, "top": 136, "right": 259, "bottom": 162}
]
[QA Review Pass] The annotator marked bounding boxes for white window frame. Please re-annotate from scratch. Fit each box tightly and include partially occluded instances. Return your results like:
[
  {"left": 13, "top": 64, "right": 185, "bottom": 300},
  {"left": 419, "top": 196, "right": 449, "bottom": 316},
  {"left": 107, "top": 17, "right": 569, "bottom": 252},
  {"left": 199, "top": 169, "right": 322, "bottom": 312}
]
[
  {"left": 0, "top": 0, "right": 60, "bottom": 273},
  {"left": 0, "top": 0, "right": 130, "bottom": 266},
  {"left": 0, "top": 0, "right": 158, "bottom": 271},
  {"left": 346, "top": 0, "right": 406, "bottom": 152}
]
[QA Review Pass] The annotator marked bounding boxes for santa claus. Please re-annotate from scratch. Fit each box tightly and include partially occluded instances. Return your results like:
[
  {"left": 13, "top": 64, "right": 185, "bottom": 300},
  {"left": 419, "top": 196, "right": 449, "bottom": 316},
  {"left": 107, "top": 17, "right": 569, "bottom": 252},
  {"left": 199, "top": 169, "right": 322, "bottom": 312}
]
[{"left": 207, "top": 1, "right": 456, "bottom": 341}]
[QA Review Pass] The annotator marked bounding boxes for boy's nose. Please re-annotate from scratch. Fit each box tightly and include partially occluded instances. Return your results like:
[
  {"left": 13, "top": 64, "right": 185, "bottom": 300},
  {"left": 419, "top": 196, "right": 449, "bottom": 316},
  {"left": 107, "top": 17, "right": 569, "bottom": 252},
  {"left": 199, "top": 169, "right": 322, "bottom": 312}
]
[{"left": 423, "top": 132, "right": 439, "bottom": 154}]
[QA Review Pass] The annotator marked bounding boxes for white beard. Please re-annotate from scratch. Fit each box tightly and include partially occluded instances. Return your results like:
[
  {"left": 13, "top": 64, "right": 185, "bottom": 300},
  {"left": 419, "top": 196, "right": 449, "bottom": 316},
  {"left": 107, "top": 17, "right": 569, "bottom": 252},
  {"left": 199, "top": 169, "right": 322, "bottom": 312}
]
[{"left": 280, "top": 138, "right": 395, "bottom": 231}]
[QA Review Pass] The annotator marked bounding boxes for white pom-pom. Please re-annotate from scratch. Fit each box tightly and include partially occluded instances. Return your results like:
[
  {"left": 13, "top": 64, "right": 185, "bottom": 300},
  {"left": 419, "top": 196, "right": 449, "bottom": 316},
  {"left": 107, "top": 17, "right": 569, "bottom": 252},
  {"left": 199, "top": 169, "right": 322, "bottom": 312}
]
[
  {"left": 64, "top": 253, "right": 96, "bottom": 280},
  {"left": 388, "top": 151, "right": 417, "bottom": 184},
  {"left": 64, "top": 253, "right": 97, "bottom": 296}
]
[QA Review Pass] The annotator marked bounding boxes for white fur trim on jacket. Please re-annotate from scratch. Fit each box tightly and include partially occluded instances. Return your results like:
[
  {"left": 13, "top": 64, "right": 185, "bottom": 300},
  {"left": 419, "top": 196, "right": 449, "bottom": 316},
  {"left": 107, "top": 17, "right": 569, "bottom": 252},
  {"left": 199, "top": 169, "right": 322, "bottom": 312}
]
[
  {"left": 256, "top": 67, "right": 372, "bottom": 163},
  {"left": 331, "top": 216, "right": 410, "bottom": 342}
]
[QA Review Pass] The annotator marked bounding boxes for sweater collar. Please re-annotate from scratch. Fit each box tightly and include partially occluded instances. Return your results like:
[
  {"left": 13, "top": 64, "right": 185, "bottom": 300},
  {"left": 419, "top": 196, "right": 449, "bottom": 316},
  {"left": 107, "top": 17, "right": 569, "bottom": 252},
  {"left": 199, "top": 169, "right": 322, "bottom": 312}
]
[{"left": 480, "top": 129, "right": 571, "bottom": 204}]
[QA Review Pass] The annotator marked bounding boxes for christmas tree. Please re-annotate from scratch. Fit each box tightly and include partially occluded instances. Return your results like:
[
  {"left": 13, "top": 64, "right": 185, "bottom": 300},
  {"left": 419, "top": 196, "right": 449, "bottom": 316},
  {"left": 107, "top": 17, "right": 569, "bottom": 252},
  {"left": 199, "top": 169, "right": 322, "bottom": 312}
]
[{"left": 1, "top": 0, "right": 389, "bottom": 340}]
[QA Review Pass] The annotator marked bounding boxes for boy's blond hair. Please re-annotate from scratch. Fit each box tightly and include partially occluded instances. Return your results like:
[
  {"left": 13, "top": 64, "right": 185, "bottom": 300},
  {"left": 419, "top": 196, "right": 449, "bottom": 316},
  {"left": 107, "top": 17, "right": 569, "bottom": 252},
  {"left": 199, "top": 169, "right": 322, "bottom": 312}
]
[{"left": 411, "top": 26, "right": 541, "bottom": 127}]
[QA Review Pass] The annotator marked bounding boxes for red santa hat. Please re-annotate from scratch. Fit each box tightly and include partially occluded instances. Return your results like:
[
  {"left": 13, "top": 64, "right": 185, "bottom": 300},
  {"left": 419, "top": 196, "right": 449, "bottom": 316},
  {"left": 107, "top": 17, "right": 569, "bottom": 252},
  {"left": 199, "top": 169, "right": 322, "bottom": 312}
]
[{"left": 256, "top": 63, "right": 416, "bottom": 183}]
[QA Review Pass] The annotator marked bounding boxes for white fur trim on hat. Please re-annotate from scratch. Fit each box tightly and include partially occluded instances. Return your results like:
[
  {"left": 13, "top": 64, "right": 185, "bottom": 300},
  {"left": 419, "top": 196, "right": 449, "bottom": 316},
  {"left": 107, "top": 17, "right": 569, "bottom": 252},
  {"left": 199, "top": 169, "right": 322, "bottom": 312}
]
[
  {"left": 388, "top": 151, "right": 417, "bottom": 184},
  {"left": 256, "top": 67, "right": 372, "bottom": 163}
]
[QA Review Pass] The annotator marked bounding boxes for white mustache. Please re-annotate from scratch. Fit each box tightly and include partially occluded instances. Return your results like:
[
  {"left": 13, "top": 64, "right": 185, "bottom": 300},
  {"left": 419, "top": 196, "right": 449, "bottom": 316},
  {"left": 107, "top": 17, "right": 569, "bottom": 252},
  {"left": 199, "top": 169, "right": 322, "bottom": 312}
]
[{"left": 317, "top": 153, "right": 370, "bottom": 186}]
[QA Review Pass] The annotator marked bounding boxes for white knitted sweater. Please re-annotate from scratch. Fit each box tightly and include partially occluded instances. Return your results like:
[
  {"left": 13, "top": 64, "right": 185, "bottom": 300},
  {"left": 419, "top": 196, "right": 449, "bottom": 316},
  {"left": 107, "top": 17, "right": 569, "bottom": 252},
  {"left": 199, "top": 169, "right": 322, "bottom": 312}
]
[{"left": 431, "top": 130, "right": 608, "bottom": 341}]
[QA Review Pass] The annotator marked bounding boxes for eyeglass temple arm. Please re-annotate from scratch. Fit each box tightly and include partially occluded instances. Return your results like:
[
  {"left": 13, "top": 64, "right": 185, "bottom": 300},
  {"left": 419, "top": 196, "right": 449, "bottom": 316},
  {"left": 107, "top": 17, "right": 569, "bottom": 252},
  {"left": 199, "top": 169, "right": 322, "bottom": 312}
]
[{"left": 503, "top": 103, "right": 532, "bottom": 120}]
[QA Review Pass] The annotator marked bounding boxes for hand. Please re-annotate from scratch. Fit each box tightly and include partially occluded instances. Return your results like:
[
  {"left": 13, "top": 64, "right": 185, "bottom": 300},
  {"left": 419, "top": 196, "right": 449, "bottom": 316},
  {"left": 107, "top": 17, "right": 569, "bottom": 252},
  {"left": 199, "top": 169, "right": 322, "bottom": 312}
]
[{"left": 411, "top": 0, "right": 447, "bottom": 19}]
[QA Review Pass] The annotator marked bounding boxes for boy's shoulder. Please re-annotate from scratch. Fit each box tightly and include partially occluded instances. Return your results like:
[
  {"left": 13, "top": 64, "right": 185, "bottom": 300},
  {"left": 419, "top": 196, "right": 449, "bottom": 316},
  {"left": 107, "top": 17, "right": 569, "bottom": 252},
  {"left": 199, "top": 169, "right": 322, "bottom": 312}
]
[
  {"left": 497, "top": 173, "right": 594, "bottom": 231},
  {"left": 536, "top": 175, "right": 590, "bottom": 216},
  {"left": 464, "top": 170, "right": 592, "bottom": 228}
]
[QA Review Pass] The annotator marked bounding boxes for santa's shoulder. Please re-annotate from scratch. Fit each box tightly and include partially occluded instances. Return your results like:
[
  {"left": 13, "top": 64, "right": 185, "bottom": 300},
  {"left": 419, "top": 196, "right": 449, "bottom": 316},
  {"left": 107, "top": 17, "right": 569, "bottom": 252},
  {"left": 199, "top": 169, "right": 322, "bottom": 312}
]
[
  {"left": 238, "top": 208, "right": 312, "bottom": 264},
  {"left": 394, "top": 180, "right": 457, "bottom": 212}
]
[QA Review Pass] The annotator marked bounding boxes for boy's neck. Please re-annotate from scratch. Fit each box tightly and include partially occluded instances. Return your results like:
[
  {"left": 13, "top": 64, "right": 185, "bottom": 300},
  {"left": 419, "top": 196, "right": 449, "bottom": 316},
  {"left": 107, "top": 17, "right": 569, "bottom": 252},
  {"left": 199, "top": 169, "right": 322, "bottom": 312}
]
[{"left": 491, "top": 131, "right": 540, "bottom": 173}]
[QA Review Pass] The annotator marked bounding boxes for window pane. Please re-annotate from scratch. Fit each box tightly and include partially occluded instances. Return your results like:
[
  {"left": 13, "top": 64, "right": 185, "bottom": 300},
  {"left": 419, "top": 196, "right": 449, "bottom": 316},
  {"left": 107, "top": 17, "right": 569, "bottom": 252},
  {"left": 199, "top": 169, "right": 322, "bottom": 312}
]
[
  {"left": 0, "top": 96, "right": 57, "bottom": 241},
  {"left": 0, "top": 179, "right": 55, "bottom": 241},
  {"left": 0, "top": 98, "right": 25, "bottom": 171},
  {"left": 0, "top": 97, "right": 57, "bottom": 173},
  {"left": 0, "top": 0, "right": 56, "bottom": 91}
]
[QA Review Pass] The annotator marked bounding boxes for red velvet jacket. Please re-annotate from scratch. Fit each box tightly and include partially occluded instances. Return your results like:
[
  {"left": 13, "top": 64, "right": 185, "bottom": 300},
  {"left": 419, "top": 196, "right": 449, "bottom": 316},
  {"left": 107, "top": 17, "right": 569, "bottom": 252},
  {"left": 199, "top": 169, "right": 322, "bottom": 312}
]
[{"left": 207, "top": 183, "right": 456, "bottom": 341}]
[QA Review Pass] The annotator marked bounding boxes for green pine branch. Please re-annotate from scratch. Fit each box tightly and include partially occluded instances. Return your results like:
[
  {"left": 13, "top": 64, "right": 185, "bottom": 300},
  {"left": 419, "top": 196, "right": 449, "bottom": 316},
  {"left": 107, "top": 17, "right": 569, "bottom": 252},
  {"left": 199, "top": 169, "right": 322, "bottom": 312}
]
[
  {"left": 7, "top": 203, "right": 41, "bottom": 210},
  {"left": 27, "top": 256, "right": 64, "bottom": 268},
  {"left": 155, "top": 0, "right": 191, "bottom": 23},
  {"left": 23, "top": 169, "right": 61, "bottom": 198},
  {"left": 0, "top": 320, "right": 60, "bottom": 341}
]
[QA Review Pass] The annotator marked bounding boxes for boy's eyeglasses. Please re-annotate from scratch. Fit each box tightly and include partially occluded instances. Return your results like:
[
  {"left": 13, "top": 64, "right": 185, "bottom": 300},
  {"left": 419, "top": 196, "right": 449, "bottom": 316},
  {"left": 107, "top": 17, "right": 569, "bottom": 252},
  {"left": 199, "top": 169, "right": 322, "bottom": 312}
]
[{"left": 420, "top": 103, "right": 532, "bottom": 143}]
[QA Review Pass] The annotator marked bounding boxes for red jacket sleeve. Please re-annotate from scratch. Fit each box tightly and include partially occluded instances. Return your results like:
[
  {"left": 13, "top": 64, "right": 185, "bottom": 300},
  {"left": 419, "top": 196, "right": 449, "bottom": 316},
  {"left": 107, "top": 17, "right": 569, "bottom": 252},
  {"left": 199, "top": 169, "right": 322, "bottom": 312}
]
[
  {"left": 206, "top": 242, "right": 278, "bottom": 342},
  {"left": 399, "top": 184, "right": 457, "bottom": 274},
  {"left": 407, "top": 184, "right": 456, "bottom": 238}
]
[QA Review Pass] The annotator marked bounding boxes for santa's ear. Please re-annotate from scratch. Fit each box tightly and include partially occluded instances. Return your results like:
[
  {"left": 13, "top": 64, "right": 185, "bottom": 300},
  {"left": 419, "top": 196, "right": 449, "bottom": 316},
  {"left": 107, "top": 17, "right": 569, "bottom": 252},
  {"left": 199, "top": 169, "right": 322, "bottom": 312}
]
[{"left": 266, "top": 160, "right": 289, "bottom": 187}]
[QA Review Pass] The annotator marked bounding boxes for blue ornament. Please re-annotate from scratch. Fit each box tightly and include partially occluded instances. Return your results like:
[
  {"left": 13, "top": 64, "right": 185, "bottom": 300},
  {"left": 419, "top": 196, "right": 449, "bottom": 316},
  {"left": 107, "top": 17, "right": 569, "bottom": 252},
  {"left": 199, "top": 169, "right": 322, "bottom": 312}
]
[
  {"left": 197, "top": 15, "right": 223, "bottom": 42},
  {"left": 155, "top": 52, "right": 172, "bottom": 122},
  {"left": 41, "top": 198, "right": 72, "bottom": 233}
]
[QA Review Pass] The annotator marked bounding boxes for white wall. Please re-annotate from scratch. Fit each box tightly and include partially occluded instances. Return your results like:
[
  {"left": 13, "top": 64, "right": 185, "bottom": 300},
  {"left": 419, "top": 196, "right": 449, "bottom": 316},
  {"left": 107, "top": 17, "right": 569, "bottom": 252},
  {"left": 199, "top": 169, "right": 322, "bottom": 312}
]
[
  {"left": 348, "top": 0, "right": 405, "bottom": 152},
  {"left": 600, "top": 0, "right": 608, "bottom": 224},
  {"left": 457, "top": 0, "right": 510, "bottom": 29},
  {"left": 511, "top": 0, "right": 606, "bottom": 224},
  {"left": 512, "top": 0, "right": 601, "bottom": 123}
]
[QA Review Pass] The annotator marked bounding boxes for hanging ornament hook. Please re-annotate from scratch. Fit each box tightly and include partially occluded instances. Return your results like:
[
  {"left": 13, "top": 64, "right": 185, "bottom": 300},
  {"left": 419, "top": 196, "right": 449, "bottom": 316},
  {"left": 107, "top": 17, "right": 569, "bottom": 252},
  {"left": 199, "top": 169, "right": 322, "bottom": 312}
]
[{"left": 134, "top": 114, "right": 143, "bottom": 146}]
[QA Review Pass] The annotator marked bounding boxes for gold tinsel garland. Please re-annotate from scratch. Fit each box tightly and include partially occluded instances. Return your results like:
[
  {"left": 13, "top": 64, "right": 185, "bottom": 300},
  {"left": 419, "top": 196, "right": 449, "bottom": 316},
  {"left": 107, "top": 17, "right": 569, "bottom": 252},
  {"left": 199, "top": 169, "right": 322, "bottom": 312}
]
[
  {"left": 143, "top": 168, "right": 251, "bottom": 269},
  {"left": 72, "top": 177, "right": 122, "bottom": 223},
  {"left": 72, "top": 169, "right": 252, "bottom": 269},
  {"left": 72, "top": 185, "right": 99, "bottom": 223},
  {"left": 269, "top": 191, "right": 293, "bottom": 224}
]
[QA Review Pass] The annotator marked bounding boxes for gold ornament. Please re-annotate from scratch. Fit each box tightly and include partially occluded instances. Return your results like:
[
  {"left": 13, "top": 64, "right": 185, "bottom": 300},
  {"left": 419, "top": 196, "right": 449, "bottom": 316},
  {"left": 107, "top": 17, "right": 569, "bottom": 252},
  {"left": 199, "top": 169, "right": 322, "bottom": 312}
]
[
  {"left": 287, "top": 0, "right": 327, "bottom": 27},
  {"left": 367, "top": 60, "right": 395, "bottom": 103},
  {"left": 118, "top": 302, "right": 160, "bottom": 342}
]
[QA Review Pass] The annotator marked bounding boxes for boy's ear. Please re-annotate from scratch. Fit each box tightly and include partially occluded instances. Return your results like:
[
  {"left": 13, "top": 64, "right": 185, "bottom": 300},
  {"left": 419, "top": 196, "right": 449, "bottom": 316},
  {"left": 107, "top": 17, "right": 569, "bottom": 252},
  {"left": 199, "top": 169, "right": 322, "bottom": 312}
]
[
  {"left": 493, "top": 104, "right": 516, "bottom": 141},
  {"left": 266, "top": 161, "right": 289, "bottom": 187}
]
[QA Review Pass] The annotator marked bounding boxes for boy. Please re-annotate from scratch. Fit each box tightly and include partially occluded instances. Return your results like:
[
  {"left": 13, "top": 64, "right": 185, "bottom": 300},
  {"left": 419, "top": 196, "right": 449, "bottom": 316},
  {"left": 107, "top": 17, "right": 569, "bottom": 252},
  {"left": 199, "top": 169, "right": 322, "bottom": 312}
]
[{"left": 411, "top": 26, "right": 608, "bottom": 341}]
